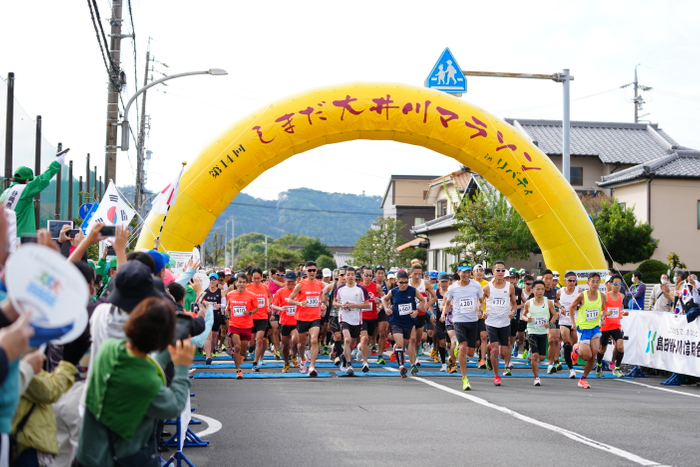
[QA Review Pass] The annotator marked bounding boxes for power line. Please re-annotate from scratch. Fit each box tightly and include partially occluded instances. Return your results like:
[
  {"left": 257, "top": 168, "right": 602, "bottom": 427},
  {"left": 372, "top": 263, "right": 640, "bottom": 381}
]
[
  {"left": 86, "top": 0, "right": 120, "bottom": 91},
  {"left": 228, "top": 201, "right": 381, "bottom": 217},
  {"left": 126, "top": 0, "right": 139, "bottom": 137}
]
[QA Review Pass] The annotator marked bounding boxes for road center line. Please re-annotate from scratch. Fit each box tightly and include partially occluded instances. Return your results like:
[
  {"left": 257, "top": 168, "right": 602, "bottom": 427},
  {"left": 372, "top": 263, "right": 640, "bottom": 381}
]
[
  {"left": 408, "top": 374, "right": 662, "bottom": 467},
  {"left": 615, "top": 379, "right": 700, "bottom": 399},
  {"left": 191, "top": 413, "right": 223, "bottom": 437}
]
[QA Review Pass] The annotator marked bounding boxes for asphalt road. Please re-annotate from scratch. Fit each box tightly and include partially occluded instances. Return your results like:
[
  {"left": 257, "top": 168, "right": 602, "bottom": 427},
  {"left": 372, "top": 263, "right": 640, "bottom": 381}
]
[{"left": 168, "top": 355, "right": 700, "bottom": 467}]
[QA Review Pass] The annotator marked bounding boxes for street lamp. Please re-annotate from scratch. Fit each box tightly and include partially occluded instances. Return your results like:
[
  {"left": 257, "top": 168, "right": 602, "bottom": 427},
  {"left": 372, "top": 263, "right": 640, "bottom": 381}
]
[{"left": 120, "top": 68, "right": 228, "bottom": 151}]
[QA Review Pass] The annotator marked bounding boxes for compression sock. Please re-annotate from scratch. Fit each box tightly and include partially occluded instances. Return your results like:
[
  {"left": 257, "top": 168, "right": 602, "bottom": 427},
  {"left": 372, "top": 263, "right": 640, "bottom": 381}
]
[
  {"left": 439, "top": 347, "right": 446, "bottom": 364},
  {"left": 596, "top": 351, "right": 604, "bottom": 365},
  {"left": 616, "top": 351, "right": 624, "bottom": 369},
  {"left": 426, "top": 336, "right": 433, "bottom": 346},
  {"left": 396, "top": 350, "right": 405, "bottom": 365},
  {"left": 334, "top": 341, "right": 343, "bottom": 357},
  {"left": 248, "top": 345, "right": 255, "bottom": 354},
  {"left": 563, "top": 343, "right": 573, "bottom": 369}
]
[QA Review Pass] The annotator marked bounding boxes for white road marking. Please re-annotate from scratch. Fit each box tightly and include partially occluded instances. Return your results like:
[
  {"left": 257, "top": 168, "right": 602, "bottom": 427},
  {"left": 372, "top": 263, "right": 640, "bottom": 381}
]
[
  {"left": 191, "top": 413, "right": 223, "bottom": 437},
  {"left": 408, "top": 374, "right": 662, "bottom": 466},
  {"left": 616, "top": 379, "right": 700, "bottom": 399}
]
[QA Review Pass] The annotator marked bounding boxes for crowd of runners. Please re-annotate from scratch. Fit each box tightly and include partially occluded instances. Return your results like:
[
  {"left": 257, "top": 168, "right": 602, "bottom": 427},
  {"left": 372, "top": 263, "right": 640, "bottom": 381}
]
[{"left": 202, "top": 260, "right": 631, "bottom": 391}]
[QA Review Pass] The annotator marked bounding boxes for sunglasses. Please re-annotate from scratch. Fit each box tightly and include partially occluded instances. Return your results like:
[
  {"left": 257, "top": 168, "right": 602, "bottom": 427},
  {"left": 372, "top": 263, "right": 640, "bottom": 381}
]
[
  {"left": 567, "top": 279, "right": 577, "bottom": 282},
  {"left": 494, "top": 269, "right": 506, "bottom": 272},
  {"left": 307, "top": 269, "right": 317, "bottom": 273},
  {"left": 363, "top": 274, "right": 373, "bottom": 277},
  {"left": 612, "top": 282, "right": 623, "bottom": 286},
  {"left": 397, "top": 281, "right": 408, "bottom": 285},
  {"left": 525, "top": 282, "right": 533, "bottom": 286},
  {"left": 276, "top": 273, "right": 284, "bottom": 276}
]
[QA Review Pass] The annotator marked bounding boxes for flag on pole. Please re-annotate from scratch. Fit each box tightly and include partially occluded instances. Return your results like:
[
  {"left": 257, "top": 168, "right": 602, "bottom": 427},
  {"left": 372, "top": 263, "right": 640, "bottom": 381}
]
[
  {"left": 151, "top": 165, "right": 185, "bottom": 215},
  {"left": 87, "top": 181, "right": 135, "bottom": 229}
]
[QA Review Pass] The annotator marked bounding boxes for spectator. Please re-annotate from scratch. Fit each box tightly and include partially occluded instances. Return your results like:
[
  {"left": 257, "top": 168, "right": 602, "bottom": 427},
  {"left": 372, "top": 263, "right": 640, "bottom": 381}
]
[
  {"left": 650, "top": 274, "right": 674, "bottom": 312},
  {"left": 76, "top": 298, "right": 193, "bottom": 467},
  {"left": 672, "top": 271, "right": 694, "bottom": 315},
  {"left": 626, "top": 271, "right": 646, "bottom": 310}
]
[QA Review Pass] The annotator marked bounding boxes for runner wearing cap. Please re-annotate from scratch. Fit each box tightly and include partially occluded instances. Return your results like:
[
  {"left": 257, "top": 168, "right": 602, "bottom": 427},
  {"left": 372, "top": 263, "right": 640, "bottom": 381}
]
[
  {"left": 435, "top": 272, "right": 451, "bottom": 371},
  {"left": 408, "top": 264, "right": 437, "bottom": 360},
  {"left": 557, "top": 271, "right": 580, "bottom": 378},
  {"left": 334, "top": 267, "right": 371, "bottom": 375},
  {"left": 596, "top": 274, "right": 628, "bottom": 378},
  {"left": 247, "top": 267, "right": 274, "bottom": 371},
  {"left": 482, "top": 261, "right": 517, "bottom": 385},
  {"left": 359, "top": 267, "right": 383, "bottom": 372},
  {"left": 226, "top": 272, "right": 259, "bottom": 379},
  {"left": 382, "top": 271, "right": 424, "bottom": 377},
  {"left": 202, "top": 273, "right": 224, "bottom": 365},
  {"left": 319, "top": 268, "right": 333, "bottom": 354},
  {"left": 374, "top": 265, "right": 390, "bottom": 364},
  {"left": 542, "top": 270, "right": 562, "bottom": 374},
  {"left": 472, "top": 264, "right": 489, "bottom": 369},
  {"left": 569, "top": 272, "right": 607, "bottom": 389},
  {"left": 288, "top": 261, "right": 326, "bottom": 377},
  {"left": 522, "top": 280, "right": 558, "bottom": 386},
  {"left": 442, "top": 261, "right": 484, "bottom": 390},
  {"left": 271, "top": 271, "right": 300, "bottom": 373}
]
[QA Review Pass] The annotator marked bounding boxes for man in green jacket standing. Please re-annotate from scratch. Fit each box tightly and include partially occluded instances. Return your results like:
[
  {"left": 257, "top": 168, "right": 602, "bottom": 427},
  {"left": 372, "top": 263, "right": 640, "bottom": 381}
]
[{"left": 0, "top": 149, "right": 67, "bottom": 237}]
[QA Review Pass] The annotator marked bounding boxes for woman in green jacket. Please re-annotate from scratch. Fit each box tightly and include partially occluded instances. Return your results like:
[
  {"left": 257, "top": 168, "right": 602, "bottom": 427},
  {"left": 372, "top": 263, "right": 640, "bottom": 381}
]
[{"left": 76, "top": 297, "right": 194, "bottom": 467}]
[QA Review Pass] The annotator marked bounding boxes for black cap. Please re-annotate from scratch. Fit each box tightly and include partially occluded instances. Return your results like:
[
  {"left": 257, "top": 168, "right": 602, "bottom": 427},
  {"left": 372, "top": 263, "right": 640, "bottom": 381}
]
[
  {"left": 375, "top": 265, "right": 385, "bottom": 271},
  {"left": 284, "top": 270, "right": 297, "bottom": 281},
  {"left": 105, "top": 261, "right": 164, "bottom": 312},
  {"left": 438, "top": 273, "right": 450, "bottom": 281}
]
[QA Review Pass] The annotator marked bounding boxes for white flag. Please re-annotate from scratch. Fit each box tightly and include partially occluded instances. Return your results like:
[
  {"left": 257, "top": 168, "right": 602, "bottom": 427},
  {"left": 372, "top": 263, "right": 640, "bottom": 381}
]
[
  {"left": 151, "top": 166, "right": 185, "bottom": 215},
  {"left": 87, "top": 182, "right": 135, "bottom": 229}
]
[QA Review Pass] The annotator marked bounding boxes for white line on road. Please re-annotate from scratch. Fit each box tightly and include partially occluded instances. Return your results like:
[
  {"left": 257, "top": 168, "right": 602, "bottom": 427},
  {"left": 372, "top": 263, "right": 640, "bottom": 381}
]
[
  {"left": 191, "top": 413, "right": 223, "bottom": 437},
  {"left": 615, "top": 379, "right": 700, "bottom": 399},
  {"left": 409, "top": 374, "right": 662, "bottom": 466}
]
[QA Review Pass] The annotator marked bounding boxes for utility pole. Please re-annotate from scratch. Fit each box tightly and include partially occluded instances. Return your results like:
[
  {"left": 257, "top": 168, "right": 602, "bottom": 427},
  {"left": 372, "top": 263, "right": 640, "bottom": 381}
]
[
  {"left": 4, "top": 72, "right": 14, "bottom": 190},
  {"left": 104, "top": 1, "right": 123, "bottom": 186},
  {"left": 264, "top": 235, "right": 268, "bottom": 270},
  {"left": 631, "top": 64, "right": 652, "bottom": 124},
  {"left": 223, "top": 220, "right": 228, "bottom": 268},
  {"left": 231, "top": 217, "right": 235, "bottom": 269},
  {"left": 134, "top": 49, "right": 151, "bottom": 213}
]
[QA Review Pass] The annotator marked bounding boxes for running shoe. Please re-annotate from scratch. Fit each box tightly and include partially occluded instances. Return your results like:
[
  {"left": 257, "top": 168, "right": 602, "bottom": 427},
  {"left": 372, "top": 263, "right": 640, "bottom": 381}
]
[
  {"left": 503, "top": 369, "right": 512, "bottom": 376},
  {"left": 569, "top": 369, "right": 577, "bottom": 379},
  {"left": 440, "top": 363, "right": 447, "bottom": 372},
  {"left": 534, "top": 377, "right": 541, "bottom": 386},
  {"left": 507, "top": 363, "right": 514, "bottom": 370},
  {"left": 462, "top": 376, "right": 471, "bottom": 391},
  {"left": 299, "top": 361, "right": 308, "bottom": 374},
  {"left": 376, "top": 357, "right": 386, "bottom": 365},
  {"left": 453, "top": 346, "right": 459, "bottom": 358},
  {"left": 478, "top": 359, "right": 486, "bottom": 369},
  {"left": 512, "top": 347, "right": 518, "bottom": 357},
  {"left": 595, "top": 363, "right": 603, "bottom": 378},
  {"left": 613, "top": 369, "right": 623, "bottom": 378},
  {"left": 494, "top": 375, "right": 502, "bottom": 386},
  {"left": 556, "top": 362, "right": 563, "bottom": 372},
  {"left": 343, "top": 365, "right": 353, "bottom": 375},
  {"left": 431, "top": 348, "right": 438, "bottom": 359},
  {"left": 282, "top": 363, "right": 290, "bottom": 373},
  {"left": 417, "top": 346, "right": 423, "bottom": 356},
  {"left": 291, "top": 356, "right": 299, "bottom": 367},
  {"left": 522, "top": 350, "right": 529, "bottom": 359},
  {"left": 362, "top": 363, "right": 370, "bottom": 373},
  {"left": 448, "top": 363, "right": 457, "bottom": 374},
  {"left": 309, "top": 367, "right": 318, "bottom": 377},
  {"left": 258, "top": 359, "right": 264, "bottom": 367},
  {"left": 416, "top": 361, "right": 421, "bottom": 367},
  {"left": 211, "top": 351, "right": 217, "bottom": 358},
  {"left": 433, "top": 355, "right": 441, "bottom": 363},
  {"left": 236, "top": 370, "right": 243, "bottom": 380},
  {"left": 410, "top": 364, "right": 419, "bottom": 376},
  {"left": 334, "top": 356, "right": 341, "bottom": 366},
  {"left": 609, "top": 363, "right": 617, "bottom": 372},
  {"left": 399, "top": 365, "right": 408, "bottom": 378},
  {"left": 252, "top": 364, "right": 259, "bottom": 372},
  {"left": 274, "top": 350, "right": 281, "bottom": 360},
  {"left": 486, "top": 359, "right": 492, "bottom": 371},
  {"left": 578, "top": 377, "right": 591, "bottom": 389},
  {"left": 547, "top": 364, "right": 555, "bottom": 375},
  {"left": 205, "top": 357, "right": 212, "bottom": 365}
]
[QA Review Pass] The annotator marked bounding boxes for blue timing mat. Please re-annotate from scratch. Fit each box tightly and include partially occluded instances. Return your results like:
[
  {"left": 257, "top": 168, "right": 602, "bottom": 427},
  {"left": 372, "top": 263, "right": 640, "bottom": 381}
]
[{"left": 194, "top": 372, "right": 332, "bottom": 379}]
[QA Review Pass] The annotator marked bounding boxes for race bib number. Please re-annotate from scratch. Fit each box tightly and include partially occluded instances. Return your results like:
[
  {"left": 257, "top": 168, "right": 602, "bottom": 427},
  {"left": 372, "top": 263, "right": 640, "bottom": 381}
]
[
  {"left": 398, "top": 303, "right": 412, "bottom": 316},
  {"left": 306, "top": 296, "right": 319, "bottom": 307},
  {"left": 415, "top": 298, "right": 421, "bottom": 307},
  {"left": 560, "top": 307, "right": 568, "bottom": 316},
  {"left": 534, "top": 317, "right": 547, "bottom": 328},
  {"left": 232, "top": 306, "right": 246, "bottom": 317},
  {"left": 285, "top": 306, "right": 296, "bottom": 316},
  {"left": 257, "top": 297, "right": 266, "bottom": 307},
  {"left": 492, "top": 298, "right": 506, "bottom": 307},
  {"left": 437, "top": 299, "right": 443, "bottom": 308},
  {"left": 586, "top": 309, "right": 599, "bottom": 321},
  {"left": 608, "top": 307, "right": 620, "bottom": 318},
  {"left": 458, "top": 298, "right": 474, "bottom": 313}
]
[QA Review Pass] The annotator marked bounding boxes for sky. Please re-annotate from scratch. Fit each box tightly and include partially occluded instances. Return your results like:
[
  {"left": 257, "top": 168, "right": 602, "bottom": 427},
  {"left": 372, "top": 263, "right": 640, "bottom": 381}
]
[{"left": 1, "top": 0, "right": 699, "bottom": 202}]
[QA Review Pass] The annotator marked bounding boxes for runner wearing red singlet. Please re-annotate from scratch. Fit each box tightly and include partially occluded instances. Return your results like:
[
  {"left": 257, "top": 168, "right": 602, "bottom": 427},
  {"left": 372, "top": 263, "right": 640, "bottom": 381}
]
[
  {"left": 271, "top": 270, "right": 299, "bottom": 373},
  {"left": 227, "top": 272, "right": 259, "bottom": 379},
  {"left": 360, "top": 269, "right": 384, "bottom": 372},
  {"left": 288, "top": 261, "right": 326, "bottom": 377},
  {"left": 247, "top": 267, "right": 273, "bottom": 372},
  {"left": 596, "top": 274, "right": 628, "bottom": 378},
  {"left": 408, "top": 264, "right": 437, "bottom": 362}
]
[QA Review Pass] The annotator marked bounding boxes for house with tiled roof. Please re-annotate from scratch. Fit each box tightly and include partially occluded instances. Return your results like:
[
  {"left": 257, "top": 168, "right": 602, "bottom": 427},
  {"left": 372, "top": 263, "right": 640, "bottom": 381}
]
[{"left": 409, "top": 118, "right": 699, "bottom": 272}]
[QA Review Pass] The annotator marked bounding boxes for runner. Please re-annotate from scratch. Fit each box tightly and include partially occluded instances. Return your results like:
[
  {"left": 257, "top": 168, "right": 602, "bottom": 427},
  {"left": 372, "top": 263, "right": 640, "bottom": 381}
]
[
  {"left": 409, "top": 264, "right": 437, "bottom": 360},
  {"left": 569, "top": 272, "right": 607, "bottom": 389},
  {"left": 543, "top": 270, "right": 562, "bottom": 374},
  {"left": 441, "top": 261, "right": 484, "bottom": 391},
  {"left": 287, "top": 261, "right": 326, "bottom": 377},
  {"left": 360, "top": 267, "right": 384, "bottom": 372},
  {"left": 596, "top": 274, "right": 628, "bottom": 378},
  {"left": 271, "top": 270, "right": 299, "bottom": 373},
  {"left": 557, "top": 271, "right": 581, "bottom": 378},
  {"left": 334, "top": 267, "right": 371, "bottom": 375},
  {"left": 382, "top": 271, "right": 424, "bottom": 378},
  {"left": 440, "top": 273, "right": 460, "bottom": 374},
  {"left": 202, "top": 273, "right": 224, "bottom": 365},
  {"left": 374, "top": 265, "right": 390, "bottom": 364},
  {"left": 522, "top": 280, "right": 558, "bottom": 386},
  {"left": 247, "top": 267, "right": 274, "bottom": 371},
  {"left": 472, "top": 264, "right": 490, "bottom": 369},
  {"left": 324, "top": 267, "right": 346, "bottom": 365},
  {"left": 434, "top": 272, "right": 451, "bottom": 371},
  {"left": 226, "top": 272, "right": 259, "bottom": 379},
  {"left": 518, "top": 275, "right": 535, "bottom": 358},
  {"left": 505, "top": 270, "right": 524, "bottom": 367},
  {"left": 482, "top": 261, "right": 517, "bottom": 385}
]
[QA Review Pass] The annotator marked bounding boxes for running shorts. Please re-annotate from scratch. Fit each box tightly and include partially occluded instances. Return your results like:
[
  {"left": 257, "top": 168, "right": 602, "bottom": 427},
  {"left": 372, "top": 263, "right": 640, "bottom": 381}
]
[
  {"left": 454, "top": 322, "right": 478, "bottom": 348},
  {"left": 229, "top": 326, "right": 252, "bottom": 341},
  {"left": 578, "top": 326, "right": 602, "bottom": 344},
  {"left": 378, "top": 309, "right": 388, "bottom": 323},
  {"left": 487, "top": 325, "right": 510, "bottom": 347},
  {"left": 517, "top": 320, "right": 527, "bottom": 333},
  {"left": 600, "top": 328, "right": 623, "bottom": 346},
  {"left": 528, "top": 334, "right": 547, "bottom": 355},
  {"left": 415, "top": 314, "right": 429, "bottom": 329},
  {"left": 297, "top": 319, "right": 321, "bottom": 334},
  {"left": 390, "top": 324, "right": 412, "bottom": 340},
  {"left": 435, "top": 320, "right": 447, "bottom": 341},
  {"left": 477, "top": 319, "right": 486, "bottom": 334},
  {"left": 329, "top": 316, "right": 341, "bottom": 334},
  {"left": 341, "top": 322, "right": 361, "bottom": 339},
  {"left": 362, "top": 318, "right": 378, "bottom": 335},
  {"left": 252, "top": 319, "right": 268, "bottom": 334},
  {"left": 280, "top": 324, "right": 296, "bottom": 337},
  {"left": 509, "top": 319, "right": 519, "bottom": 337}
]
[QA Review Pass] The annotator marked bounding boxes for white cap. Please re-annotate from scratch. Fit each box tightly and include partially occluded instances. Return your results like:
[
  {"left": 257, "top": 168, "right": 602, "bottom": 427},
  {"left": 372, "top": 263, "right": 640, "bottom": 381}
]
[
  {"left": 387, "top": 272, "right": 396, "bottom": 279},
  {"left": 322, "top": 268, "right": 332, "bottom": 277}
]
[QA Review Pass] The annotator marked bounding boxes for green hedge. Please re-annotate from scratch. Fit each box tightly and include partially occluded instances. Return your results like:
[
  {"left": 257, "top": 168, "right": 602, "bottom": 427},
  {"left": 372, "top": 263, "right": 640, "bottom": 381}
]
[{"left": 622, "top": 259, "right": 668, "bottom": 285}]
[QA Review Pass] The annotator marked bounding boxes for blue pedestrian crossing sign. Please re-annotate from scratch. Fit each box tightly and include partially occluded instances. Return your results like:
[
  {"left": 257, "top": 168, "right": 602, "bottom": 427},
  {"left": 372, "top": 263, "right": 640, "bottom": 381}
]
[{"left": 425, "top": 47, "right": 467, "bottom": 95}]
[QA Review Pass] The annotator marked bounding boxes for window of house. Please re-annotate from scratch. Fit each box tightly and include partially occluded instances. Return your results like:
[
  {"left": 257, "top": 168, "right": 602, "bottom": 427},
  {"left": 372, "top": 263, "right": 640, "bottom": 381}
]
[
  {"left": 414, "top": 217, "right": 425, "bottom": 226},
  {"left": 437, "top": 199, "right": 447, "bottom": 217},
  {"left": 570, "top": 167, "right": 583, "bottom": 186}
]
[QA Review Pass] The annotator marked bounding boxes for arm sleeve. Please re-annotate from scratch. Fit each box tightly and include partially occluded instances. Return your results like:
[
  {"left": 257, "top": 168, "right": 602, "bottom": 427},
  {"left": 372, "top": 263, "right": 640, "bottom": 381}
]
[
  {"left": 174, "top": 268, "right": 196, "bottom": 287},
  {"left": 190, "top": 305, "right": 213, "bottom": 347},
  {"left": 21, "top": 161, "right": 61, "bottom": 199},
  {"left": 145, "top": 365, "right": 190, "bottom": 420},
  {"left": 23, "top": 361, "right": 76, "bottom": 403}
]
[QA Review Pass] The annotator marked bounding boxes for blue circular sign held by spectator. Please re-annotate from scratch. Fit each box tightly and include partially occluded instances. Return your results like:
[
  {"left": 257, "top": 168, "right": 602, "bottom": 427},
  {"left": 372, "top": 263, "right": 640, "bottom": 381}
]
[{"left": 79, "top": 203, "right": 93, "bottom": 219}]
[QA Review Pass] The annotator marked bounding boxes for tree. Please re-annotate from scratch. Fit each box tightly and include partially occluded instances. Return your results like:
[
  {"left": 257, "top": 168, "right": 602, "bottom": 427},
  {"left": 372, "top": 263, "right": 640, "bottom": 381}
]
[
  {"left": 274, "top": 233, "right": 314, "bottom": 249},
  {"left": 593, "top": 198, "right": 658, "bottom": 268},
  {"left": 350, "top": 217, "right": 409, "bottom": 268},
  {"left": 316, "top": 254, "right": 336, "bottom": 270},
  {"left": 445, "top": 183, "right": 537, "bottom": 268},
  {"left": 667, "top": 252, "right": 687, "bottom": 273},
  {"left": 578, "top": 192, "right": 608, "bottom": 216},
  {"left": 233, "top": 232, "right": 268, "bottom": 256},
  {"left": 622, "top": 259, "right": 668, "bottom": 285},
  {"left": 205, "top": 232, "right": 225, "bottom": 266},
  {"left": 302, "top": 239, "right": 332, "bottom": 262},
  {"left": 234, "top": 245, "right": 303, "bottom": 270}
]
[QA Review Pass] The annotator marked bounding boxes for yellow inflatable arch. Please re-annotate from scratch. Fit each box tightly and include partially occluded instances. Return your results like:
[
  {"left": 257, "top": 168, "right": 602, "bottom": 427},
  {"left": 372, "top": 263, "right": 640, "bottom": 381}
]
[{"left": 136, "top": 83, "right": 606, "bottom": 273}]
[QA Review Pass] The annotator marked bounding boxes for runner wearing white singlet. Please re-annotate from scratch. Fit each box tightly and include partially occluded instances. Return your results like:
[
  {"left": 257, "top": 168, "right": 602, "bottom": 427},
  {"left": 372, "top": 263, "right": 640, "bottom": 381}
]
[
  {"left": 482, "top": 261, "right": 517, "bottom": 386},
  {"left": 557, "top": 271, "right": 580, "bottom": 378}
]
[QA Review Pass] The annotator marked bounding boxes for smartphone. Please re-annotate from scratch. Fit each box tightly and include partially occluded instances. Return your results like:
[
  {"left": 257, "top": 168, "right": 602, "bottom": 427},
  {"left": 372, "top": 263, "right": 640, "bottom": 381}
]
[
  {"left": 173, "top": 313, "right": 193, "bottom": 344},
  {"left": 106, "top": 246, "right": 116, "bottom": 256},
  {"left": 100, "top": 225, "right": 116, "bottom": 236},
  {"left": 47, "top": 220, "right": 73, "bottom": 239},
  {"left": 20, "top": 235, "right": 38, "bottom": 244},
  {"left": 67, "top": 229, "right": 80, "bottom": 238}
]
